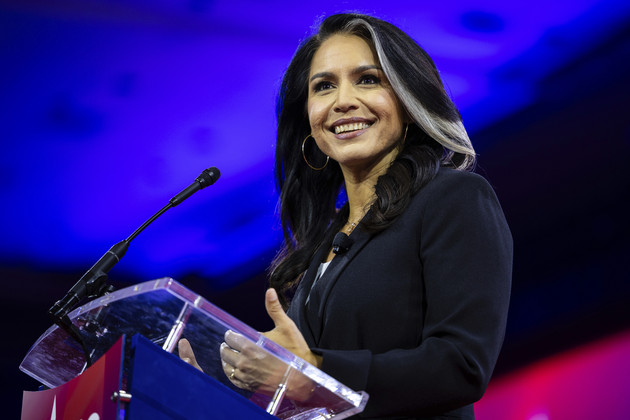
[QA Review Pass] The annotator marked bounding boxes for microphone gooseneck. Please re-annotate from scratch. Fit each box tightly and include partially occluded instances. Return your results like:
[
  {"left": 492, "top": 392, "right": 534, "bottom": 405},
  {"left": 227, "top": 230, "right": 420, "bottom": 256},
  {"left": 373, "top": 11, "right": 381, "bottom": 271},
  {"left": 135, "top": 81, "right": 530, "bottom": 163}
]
[{"left": 48, "top": 166, "right": 221, "bottom": 366}]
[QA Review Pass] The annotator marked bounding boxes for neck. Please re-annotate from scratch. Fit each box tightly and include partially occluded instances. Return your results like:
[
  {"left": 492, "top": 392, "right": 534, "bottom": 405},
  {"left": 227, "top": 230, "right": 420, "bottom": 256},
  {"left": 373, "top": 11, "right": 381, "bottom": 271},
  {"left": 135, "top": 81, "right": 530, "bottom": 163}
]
[
  {"left": 344, "top": 178, "right": 375, "bottom": 222},
  {"left": 342, "top": 171, "right": 385, "bottom": 226},
  {"left": 341, "top": 156, "right": 392, "bottom": 222},
  {"left": 340, "top": 141, "right": 402, "bottom": 219}
]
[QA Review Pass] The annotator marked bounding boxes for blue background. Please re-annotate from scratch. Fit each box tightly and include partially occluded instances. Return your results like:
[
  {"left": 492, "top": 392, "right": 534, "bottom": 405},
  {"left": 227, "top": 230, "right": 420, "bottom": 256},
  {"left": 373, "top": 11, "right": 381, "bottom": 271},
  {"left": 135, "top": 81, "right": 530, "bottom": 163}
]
[{"left": 3, "top": 1, "right": 630, "bottom": 418}]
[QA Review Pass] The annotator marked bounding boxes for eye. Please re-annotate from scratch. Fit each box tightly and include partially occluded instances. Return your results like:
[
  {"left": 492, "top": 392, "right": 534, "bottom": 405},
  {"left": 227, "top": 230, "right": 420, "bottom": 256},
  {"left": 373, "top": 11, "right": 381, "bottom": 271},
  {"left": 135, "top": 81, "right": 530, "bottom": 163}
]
[
  {"left": 313, "top": 81, "right": 334, "bottom": 92},
  {"left": 358, "top": 74, "right": 380, "bottom": 85}
]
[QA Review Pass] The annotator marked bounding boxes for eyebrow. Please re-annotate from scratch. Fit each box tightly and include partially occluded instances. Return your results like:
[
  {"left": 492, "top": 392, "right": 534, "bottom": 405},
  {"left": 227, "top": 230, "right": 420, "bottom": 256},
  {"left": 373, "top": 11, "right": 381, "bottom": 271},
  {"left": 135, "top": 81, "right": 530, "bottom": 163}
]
[{"left": 309, "top": 65, "right": 383, "bottom": 83}]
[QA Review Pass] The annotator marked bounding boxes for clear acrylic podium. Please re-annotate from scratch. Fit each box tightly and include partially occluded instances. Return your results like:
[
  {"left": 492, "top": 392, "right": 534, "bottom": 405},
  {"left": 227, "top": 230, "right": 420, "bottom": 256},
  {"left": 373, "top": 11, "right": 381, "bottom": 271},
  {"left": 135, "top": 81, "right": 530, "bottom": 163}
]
[{"left": 20, "top": 278, "right": 368, "bottom": 419}]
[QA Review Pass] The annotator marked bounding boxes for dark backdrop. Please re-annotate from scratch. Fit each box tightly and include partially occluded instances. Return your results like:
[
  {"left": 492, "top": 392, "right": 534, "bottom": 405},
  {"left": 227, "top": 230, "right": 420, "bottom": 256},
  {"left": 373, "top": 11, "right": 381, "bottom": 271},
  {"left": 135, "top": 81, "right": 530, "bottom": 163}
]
[{"left": 2, "top": 4, "right": 630, "bottom": 419}]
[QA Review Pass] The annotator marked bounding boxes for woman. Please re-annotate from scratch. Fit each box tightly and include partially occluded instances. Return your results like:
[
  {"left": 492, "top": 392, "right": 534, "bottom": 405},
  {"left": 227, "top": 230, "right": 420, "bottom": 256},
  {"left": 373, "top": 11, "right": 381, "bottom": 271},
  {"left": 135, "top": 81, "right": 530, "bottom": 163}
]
[{"left": 182, "top": 13, "right": 512, "bottom": 419}]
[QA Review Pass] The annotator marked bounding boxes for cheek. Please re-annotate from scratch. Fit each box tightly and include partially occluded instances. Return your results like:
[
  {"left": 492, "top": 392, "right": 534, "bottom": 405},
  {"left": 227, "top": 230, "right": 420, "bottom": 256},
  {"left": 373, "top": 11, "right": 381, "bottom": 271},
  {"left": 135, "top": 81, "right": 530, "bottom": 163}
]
[
  {"left": 307, "top": 101, "right": 327, "bottom": 131},
  {"left": 371, "top": 93, "right": 400, "bottom": 119},
  {"left": 373, "top": 93, "right": 405, "bottom": 142}
]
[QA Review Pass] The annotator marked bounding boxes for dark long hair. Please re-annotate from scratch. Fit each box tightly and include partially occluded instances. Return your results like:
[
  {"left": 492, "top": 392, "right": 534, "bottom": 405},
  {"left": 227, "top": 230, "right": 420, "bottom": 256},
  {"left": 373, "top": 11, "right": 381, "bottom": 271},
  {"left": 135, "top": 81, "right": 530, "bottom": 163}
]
[{"left": 269, "top": 13, "right": 475, "bottom": 307}]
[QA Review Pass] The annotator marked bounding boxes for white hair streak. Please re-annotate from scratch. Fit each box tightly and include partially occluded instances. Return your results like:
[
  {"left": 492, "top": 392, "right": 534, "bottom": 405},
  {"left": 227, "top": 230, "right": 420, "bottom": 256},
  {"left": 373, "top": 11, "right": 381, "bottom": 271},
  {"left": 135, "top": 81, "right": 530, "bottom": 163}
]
[{"left": 347, "top": 18, "right": 476, "bottom": 169}]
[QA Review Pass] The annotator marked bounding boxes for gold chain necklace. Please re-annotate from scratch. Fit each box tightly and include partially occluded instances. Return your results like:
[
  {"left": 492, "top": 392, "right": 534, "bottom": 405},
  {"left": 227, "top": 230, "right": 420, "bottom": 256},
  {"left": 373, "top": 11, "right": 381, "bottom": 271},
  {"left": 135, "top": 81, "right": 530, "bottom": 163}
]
[{"left": 344, "top": 220, "right": 359, "bottom": 234}]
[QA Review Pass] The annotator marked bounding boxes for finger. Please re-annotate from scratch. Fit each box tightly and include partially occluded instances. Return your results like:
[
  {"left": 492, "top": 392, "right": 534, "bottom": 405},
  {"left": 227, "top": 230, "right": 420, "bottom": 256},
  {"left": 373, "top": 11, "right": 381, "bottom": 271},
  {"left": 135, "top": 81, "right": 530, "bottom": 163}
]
[
  {"left": 178, "top": 339, "right": 203, "bottom": 371},
  {"left": 221, "top": 354, "right": 256, "bottom": 391},
  {"left": 265, "top": 288, "right": 290, "bottom": 329},
  {"left": 221, "top": 359, "right": 236, "bottom": 379},
  {"left": 220, "top": 342, "right": 241, "bottom": 367},
  {"left": 224, "top": 330, "right": 249, "bottom": 351},
  {"left": 221, "top": 361, "right": 245, "bottom": 388}
]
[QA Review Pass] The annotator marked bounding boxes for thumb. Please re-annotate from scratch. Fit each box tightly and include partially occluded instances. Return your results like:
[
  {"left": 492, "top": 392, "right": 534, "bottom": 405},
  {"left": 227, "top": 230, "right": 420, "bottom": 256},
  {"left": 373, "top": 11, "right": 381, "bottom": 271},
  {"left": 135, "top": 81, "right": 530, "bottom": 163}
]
[
  {"left": 265, "top": 288, "right": 288, "bottom": 328},
  {"left": 178, "top": 338, "right": 203, "bottom": 371}
]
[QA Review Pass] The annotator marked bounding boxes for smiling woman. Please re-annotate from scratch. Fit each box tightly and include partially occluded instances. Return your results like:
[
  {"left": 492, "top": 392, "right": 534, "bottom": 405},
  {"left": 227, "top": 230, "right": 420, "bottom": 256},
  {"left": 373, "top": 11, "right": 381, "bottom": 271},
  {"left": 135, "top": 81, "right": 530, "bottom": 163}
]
[
  {"left": 307, "top": 34, "right": 407, "bottom": 180},
  {"left": 182, "top": 12, "right": 512, "bottom": 420}
]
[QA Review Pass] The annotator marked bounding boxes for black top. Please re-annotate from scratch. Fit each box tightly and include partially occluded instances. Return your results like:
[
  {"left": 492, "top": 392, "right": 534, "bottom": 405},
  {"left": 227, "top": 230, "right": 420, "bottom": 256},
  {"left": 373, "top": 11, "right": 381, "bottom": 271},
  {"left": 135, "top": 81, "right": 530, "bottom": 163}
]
[{"left": 287, "top": 168, "right": 513, "bottom": 419}]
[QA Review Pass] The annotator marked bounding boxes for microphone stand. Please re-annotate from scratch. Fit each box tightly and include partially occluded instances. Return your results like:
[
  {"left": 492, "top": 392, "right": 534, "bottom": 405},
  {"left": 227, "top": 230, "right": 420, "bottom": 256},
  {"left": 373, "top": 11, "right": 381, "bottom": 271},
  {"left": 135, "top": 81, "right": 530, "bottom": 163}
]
[{"left": 48, "top": 167, "right": 220, "bottom": 367}]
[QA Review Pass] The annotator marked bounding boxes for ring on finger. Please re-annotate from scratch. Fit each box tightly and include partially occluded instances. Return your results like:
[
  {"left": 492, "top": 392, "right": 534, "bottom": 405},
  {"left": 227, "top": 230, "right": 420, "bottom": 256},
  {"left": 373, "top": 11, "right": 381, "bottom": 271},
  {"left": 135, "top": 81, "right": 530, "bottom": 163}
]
[{"left": 229, "top": 367, "right": 236, "bottom": 380}]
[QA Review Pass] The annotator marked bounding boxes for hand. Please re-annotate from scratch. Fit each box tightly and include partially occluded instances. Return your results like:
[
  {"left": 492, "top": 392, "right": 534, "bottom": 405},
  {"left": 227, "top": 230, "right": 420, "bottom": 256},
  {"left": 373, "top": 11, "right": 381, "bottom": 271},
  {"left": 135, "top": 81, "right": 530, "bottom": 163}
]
[
  {"left": 220, "top": 330, "right": 287, "bottom": 394},
  {"left": 219, "top": 288, "right": 320, "bottom": 400},
  {"left": 261, "top": 288, "right": 322, "bottom": 368}
]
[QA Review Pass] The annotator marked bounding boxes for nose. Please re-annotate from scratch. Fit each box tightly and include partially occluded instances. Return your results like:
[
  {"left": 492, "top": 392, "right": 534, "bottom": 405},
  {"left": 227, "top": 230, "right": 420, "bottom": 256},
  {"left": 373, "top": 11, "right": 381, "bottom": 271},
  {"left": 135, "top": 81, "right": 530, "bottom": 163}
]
[{"left": 333, "top": 82, "right": 359, "bottom": 113}]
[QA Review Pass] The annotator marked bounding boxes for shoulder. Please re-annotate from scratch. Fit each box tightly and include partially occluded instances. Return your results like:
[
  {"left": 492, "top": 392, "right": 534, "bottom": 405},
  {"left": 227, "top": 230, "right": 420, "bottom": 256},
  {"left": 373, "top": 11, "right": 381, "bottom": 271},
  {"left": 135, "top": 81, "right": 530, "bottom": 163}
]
[
  {"left": 412, "top": 167, "right": 499, "bottom": 210},
  {"left": 425, "top": 167, "right": 494, "bottom": 194},
  {"left": 404, "top": 167, "right": 509, "bottom": 239},
  {"left": 409, "top": 167, "right": 512, "bottom": 259}
]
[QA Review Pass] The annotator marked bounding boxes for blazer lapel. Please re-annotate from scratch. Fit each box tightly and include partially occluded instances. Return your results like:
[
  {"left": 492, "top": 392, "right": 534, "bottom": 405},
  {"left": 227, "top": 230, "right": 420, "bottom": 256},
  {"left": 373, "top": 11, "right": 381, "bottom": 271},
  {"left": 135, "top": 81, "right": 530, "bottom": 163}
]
[
  {"left": 289, "top": 242, "right": 330, "bottom": 347},
  {"left": 306, "top": 226, "right": 375, "bottom": 346}
]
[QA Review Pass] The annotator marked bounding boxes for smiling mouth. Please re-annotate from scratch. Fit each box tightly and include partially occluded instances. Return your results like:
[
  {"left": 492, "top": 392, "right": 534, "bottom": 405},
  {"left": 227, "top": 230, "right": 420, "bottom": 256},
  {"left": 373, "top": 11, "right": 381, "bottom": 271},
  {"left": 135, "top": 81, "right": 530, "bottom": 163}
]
[{"left": 333, "top": 122, "right": 372, "bottom": 134}]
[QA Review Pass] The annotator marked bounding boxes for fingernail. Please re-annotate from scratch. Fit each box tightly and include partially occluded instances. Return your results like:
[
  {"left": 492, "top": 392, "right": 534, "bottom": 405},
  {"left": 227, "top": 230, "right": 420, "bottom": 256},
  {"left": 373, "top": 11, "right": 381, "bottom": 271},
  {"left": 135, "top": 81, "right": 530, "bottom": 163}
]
[{"left": 267, "top": 288, "right": 278, "bottom": 301}]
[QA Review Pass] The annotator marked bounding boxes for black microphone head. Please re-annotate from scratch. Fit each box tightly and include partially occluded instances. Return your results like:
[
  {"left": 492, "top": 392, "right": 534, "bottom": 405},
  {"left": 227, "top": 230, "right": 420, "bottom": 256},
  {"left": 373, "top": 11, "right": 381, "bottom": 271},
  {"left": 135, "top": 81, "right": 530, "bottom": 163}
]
[
  {"left": 197, "top": 167, "right": 221, "bottom": 188},
  {"left": 332, "top": 232, "right": 354, "bottom": 254}
]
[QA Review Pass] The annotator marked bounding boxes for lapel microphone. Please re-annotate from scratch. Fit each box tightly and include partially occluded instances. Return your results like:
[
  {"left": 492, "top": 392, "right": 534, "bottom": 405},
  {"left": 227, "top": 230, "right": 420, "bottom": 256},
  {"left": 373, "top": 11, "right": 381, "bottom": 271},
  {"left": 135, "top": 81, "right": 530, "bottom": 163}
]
[{"left": 332, "top": 232, "right": 354, "bottom": 254}]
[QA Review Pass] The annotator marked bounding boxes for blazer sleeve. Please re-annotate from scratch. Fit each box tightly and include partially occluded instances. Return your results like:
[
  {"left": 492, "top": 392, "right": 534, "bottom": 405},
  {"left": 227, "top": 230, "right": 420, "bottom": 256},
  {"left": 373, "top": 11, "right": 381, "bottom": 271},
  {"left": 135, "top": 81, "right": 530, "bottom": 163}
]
[{"left": 312, "top": 171, "right": 513, "bottom": 418}]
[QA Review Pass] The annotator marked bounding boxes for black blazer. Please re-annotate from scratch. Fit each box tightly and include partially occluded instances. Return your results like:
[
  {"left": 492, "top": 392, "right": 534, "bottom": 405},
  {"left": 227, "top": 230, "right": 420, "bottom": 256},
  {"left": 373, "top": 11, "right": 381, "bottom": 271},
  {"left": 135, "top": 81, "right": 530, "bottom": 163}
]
[{"left": 287, "top": 168, "right": 513, "bottom": 419}]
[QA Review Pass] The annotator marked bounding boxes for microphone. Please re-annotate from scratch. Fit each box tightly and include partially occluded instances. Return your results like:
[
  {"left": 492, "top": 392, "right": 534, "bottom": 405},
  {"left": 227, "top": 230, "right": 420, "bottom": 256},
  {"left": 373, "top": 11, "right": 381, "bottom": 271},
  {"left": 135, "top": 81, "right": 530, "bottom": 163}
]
[
  {"left": 169, "top": 167, "right": 220, "bottom": 206},
  {"left": 49, "top": 166, "right": 221, "bottom": 323},
  {"left": 332, "top": 232, "right": 353, "bottom": 254}
]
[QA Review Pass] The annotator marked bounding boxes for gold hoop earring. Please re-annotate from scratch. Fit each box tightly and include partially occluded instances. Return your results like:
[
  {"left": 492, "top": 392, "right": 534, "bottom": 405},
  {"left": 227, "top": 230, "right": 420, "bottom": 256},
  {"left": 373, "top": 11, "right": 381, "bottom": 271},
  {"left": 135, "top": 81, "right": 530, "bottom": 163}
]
[
  {"left": 402, "top": 123, "right": 409, "bottom": 143},
  {"left": 302, "top": 134, "right": 329, "bottom": 170}
]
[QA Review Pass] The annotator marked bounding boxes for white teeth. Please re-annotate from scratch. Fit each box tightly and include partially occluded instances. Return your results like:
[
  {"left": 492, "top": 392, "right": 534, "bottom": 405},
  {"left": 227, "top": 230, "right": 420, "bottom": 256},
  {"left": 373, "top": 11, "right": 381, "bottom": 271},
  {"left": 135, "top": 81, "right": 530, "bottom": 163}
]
[{"left": 334, "top": 122, "right": 371, "bottom": 134}]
